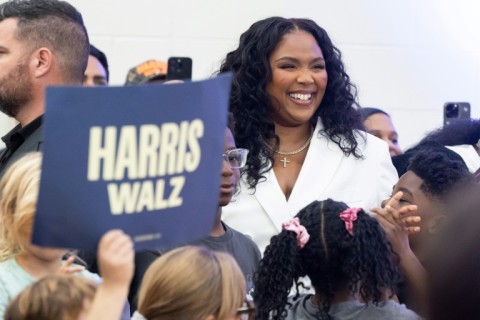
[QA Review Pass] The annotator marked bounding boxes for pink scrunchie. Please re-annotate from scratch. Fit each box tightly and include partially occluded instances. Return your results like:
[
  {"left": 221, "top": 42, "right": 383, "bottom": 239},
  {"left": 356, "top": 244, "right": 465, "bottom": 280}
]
[
  {"left": 282, "top": 217, "right": 310, "bottom": 249},
  {"left": 339, "top": 207, "right": 362, "bottom": 236}
]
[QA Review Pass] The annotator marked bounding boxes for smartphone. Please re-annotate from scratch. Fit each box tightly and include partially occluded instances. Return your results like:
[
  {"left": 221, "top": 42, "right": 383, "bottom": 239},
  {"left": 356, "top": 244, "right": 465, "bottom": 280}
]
[
  {"left": 167, "top": 57, "right": 192, "bottom": 81},
  {"left": 443, "top": 102, "right": 471, "bottom": 126}
]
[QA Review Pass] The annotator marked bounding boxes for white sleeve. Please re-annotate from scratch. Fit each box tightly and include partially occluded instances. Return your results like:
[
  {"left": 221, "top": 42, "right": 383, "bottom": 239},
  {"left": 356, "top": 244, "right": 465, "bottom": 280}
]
[{"left": 375, "top": 138, "right": 399, "bottom": 205}]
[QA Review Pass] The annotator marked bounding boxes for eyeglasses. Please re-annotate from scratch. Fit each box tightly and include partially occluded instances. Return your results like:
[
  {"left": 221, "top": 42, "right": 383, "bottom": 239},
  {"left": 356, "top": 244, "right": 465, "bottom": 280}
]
[
  {"left": 236, "top": 299, "right": 255, "bottom": 320},
  {"left": 222, "top": 148, "right": 249, "bottom": 169}
]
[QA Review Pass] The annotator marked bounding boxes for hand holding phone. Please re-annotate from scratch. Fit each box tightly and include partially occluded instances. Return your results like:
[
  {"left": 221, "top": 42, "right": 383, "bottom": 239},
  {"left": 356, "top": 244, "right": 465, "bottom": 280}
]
[
  {"left": 167, "top": 57, "right": 192, "bottom": 81},
  {"left": 444, "top": 102, "right": 471, "bottom": 126}
]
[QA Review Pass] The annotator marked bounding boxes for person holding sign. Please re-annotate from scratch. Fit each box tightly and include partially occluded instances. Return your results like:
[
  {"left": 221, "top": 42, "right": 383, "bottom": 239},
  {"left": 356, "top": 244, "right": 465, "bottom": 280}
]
[
  {"left": 0, "top": 0, "right": 89, "bottom": 177},
  {"left": 0, "top": 153, "right": 133, "bottom": 319},
  {"left": 219, "top": 17, "right": 398, "bottom": 253},
  {"left": 0, "top": 153, "right": 101, "bottom": 318},
  {"left": 4, "top": 230, "right": 134, "bottom": 320}
]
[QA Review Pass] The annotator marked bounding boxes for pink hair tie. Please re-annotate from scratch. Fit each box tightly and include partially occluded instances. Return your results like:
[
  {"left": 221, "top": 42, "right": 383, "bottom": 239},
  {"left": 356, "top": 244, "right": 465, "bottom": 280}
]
[
  {"left": 339, "top": 207, "right": 361, "bottom": 236},
  {"left": 282, "top": 217, "right": 310, "bottom": 249}
]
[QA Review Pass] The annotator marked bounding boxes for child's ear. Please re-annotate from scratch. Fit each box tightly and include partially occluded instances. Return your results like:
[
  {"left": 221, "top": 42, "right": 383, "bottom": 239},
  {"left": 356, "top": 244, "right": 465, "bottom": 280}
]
[{"left": 427, "top": 214, "right": 447, "bottom": 235}]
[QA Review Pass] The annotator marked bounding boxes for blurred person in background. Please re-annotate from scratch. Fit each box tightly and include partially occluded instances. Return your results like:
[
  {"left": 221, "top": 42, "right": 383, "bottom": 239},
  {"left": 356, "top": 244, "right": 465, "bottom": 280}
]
[
  {"left": 124, "top": 60, "right": 167, "bottom": 85},
  {"left": 359, "top": 107, "right": 402, "bottom": 156},
  {"left": 83, "top": 44, "right": 109, "bottom": 86}
]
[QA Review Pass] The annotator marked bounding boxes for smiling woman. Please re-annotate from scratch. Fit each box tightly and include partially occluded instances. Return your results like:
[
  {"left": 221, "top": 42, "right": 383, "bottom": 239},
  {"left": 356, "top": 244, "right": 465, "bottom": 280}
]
[
  {"left": 219, "top": 17, "right": 399, "bottom": 253},
  {"left": 267, "top": 30, "right": 327, "bottom": 128}
]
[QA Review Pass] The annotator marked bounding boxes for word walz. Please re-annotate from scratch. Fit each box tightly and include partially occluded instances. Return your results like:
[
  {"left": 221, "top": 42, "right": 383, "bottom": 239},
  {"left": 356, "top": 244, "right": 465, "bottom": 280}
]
[
  {"left": 87, "top": 119, "right": 204, "bottom": 181},
  {"left": 107, "top": 176, "right": 185, "bottom": 215}
]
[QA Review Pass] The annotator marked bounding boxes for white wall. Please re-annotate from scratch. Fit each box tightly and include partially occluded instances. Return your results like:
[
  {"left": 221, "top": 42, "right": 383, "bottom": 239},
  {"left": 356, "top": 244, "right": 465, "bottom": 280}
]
[{"left": 1, "top": 0, "right": 479, "bottom": 149}]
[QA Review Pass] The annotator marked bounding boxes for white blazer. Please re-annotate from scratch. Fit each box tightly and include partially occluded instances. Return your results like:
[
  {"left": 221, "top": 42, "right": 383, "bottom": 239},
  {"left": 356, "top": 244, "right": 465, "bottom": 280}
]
[{"left": 223, "top": 118, "right": 399, "bottom": 253}]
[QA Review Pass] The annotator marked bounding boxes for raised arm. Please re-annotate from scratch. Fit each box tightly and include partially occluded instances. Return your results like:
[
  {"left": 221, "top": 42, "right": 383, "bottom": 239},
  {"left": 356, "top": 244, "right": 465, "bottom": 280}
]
[
  {"left": 86, "top": 230, "right": 134, "bottom": 320},
  {"left": 372, "top": 191, "right": 427, "bottom": 316}
]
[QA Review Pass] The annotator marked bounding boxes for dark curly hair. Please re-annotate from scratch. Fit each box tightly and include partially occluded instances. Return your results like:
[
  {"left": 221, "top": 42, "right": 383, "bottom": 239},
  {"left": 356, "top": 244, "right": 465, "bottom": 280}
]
[
  {"left": 407, "top": 149, "right": 473, "bottom": 200},
  {"left": 420, "top": 118, "right": 480, "bottom": 146},
  {"left": 253, "top": 199, "right": 401, "bottom": 320},
  {"left": 218, "top": 17, "right": 362, "bottom": 189}
]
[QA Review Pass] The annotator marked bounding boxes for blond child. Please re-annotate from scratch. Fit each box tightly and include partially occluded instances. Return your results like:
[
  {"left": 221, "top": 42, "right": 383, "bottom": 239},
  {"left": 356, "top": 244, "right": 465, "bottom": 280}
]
[
  {"left": 0, "top": 153, "right": 131, "bottom": 318},
  {"left": 5, "top": 229, "right": 134, "bottom": 320},
  {"left": 133, "top": 246, "right": 250, "bottom": 320}
]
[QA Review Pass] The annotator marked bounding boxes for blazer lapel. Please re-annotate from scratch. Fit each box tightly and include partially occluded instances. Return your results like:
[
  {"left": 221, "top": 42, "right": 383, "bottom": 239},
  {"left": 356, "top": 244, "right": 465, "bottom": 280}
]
[
  {"left": 253, "top": 168, "right": 291, "bottom": 232},
  {"left": 287, "top": 118, "right": 344, "bottom": 215},
  {"left": 252, "top": 118, "right": 345, "bottom": 231}
]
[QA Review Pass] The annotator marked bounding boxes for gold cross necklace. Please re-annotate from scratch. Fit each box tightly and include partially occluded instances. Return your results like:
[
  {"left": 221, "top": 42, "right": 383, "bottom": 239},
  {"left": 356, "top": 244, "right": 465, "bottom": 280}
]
[{"left": 275, "top": 132, "right": 313, "bottom": 168}]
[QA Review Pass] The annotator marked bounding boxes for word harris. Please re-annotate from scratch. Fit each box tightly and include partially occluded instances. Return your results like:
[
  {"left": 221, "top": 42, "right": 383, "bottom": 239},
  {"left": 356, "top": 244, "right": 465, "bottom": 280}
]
[{"left": 87, "top": 119, "right": 204, "bottom": 215}]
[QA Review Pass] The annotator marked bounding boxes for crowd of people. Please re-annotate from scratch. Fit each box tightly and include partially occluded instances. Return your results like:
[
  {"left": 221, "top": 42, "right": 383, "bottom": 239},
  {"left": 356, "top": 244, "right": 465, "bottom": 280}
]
[{"left": 1, "top": 0, "right": 479, "bottom": 319}]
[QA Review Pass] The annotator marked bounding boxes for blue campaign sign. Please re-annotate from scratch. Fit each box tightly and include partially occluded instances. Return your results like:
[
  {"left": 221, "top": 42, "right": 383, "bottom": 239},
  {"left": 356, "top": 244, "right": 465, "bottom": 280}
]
[{"left": 32, "top": 74, "right": 232, "bottom": 251}]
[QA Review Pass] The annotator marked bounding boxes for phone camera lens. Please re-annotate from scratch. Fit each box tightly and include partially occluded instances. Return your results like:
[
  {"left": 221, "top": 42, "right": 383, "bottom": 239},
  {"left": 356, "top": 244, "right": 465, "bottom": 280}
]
[{"left": 445, "top": 104, "right": 459, "bottom": 118}]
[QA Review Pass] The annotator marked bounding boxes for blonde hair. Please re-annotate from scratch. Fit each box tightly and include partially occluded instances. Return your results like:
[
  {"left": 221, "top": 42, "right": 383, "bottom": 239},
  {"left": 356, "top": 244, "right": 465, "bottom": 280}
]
[
  {"left": 4, "top": 275, "right": 96, "bottom": 320},
  {"left": 0, "top": 152, "right": 42, "bottom": 261},
  {"left": 138, "top": 246, "right": 246, "bottom": 320}
]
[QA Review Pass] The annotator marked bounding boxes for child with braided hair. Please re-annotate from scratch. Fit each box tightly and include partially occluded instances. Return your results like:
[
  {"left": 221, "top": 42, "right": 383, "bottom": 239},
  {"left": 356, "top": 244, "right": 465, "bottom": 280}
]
[{"left": 254, "top": 199, "right": 420, "bottom": 320}]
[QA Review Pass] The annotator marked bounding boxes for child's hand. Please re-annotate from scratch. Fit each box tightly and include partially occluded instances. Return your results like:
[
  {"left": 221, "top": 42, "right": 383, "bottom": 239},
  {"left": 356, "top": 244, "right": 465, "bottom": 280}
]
[
  {"left": 373, "top": 192, "right": 428, "bottom": 316},
  {"left": 58, "top": 256, "right": 85, "bottom": 275},
  {"left": 372, "top": 191, "right": 419, "bottom": 255},
  {"left": 85, "top": 230, "right": 134, "bottom": 320},
  {"left": 97, "top": 230, "right": 134, "bottom": 288}
]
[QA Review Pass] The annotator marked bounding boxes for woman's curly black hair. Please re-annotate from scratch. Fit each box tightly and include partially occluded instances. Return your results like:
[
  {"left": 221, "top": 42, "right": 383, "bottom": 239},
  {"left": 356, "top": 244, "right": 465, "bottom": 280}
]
[
  {"left": 253, "top": 199, "right": 401, "bottom": 320},
  {"left": 218, "top": 17, "right": 362, "bottom": 189}
]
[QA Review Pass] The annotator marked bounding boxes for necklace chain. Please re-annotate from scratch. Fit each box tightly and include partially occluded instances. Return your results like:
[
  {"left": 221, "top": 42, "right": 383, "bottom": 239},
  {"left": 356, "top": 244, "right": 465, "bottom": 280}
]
[{"left": 275, "top": 132, "right": 313, "bottom": 156}]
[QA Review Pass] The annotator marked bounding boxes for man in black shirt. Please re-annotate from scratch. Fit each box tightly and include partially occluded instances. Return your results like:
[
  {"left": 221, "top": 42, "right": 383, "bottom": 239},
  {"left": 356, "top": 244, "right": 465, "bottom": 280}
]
[{"left": 0, "top": 0, "right": 89, "bottom": 177}]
